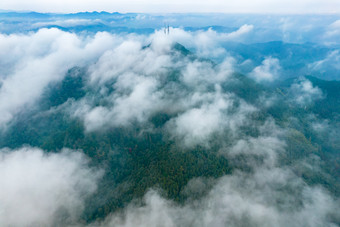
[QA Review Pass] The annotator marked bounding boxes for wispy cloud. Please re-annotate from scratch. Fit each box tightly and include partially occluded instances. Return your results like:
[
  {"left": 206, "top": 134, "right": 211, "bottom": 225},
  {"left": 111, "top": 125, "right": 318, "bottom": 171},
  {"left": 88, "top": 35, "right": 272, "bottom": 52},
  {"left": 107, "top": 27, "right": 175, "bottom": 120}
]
[
  {"left": 0, "top": 23, "right": 339, "bottom": 227},
  {"left": 0, "top": 147, "right": 102, "bottom": 226},
  {"left": 249, "top": 57, "right": 281, "bottom": 82}
]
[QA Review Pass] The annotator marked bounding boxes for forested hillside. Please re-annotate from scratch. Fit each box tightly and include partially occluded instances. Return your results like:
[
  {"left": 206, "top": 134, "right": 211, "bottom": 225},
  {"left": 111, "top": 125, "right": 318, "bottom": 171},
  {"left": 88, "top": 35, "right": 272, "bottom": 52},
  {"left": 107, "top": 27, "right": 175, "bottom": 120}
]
[{"left": 0, "top": 43, "right": 339, "bottom": 225}]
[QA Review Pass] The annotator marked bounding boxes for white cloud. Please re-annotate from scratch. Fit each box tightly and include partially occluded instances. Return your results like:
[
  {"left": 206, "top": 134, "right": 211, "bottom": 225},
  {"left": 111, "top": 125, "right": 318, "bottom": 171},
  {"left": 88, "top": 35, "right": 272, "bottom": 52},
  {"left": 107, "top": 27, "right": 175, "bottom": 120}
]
[
  {"left": 0, "top": 15, "right": 338, "bottom": 227},
  {"left": 99, "top": 190, "right": 176, "bottom": 227},
  {"left": 88, "top": 39, "right": 171, "bottom": 86},
  {"left": 250, "top": 57, "right": 281, "bottom": 82},
  {"left": 166, "top": 89, "right": 256, "bottom": 147},
  {"left": 289, "top": 78, "right": 324, "bottom": 106},
  {"left": 0, "top": 24, "right": 253, "bottom": 132},
  {"left": 174, "top": 26, "right": 253, "bottom": 58},
  {"left": 167, "top": 93, "right": 230, "bottom": 146},
  {"left": 83, "top": 75, "right": 165, "bottom": 131},
  {"left": 181, "top": 58, "right": 235, "bottom": 87},
  {"left": 96, "top": 119, "right": 338, "bottom": 226},
  {"left": 309, "top": 50, "right": 340, "bottom": 72},
  {"left": 99, "top": 168, "right": 339, "bottom": 227},
  {"left": 32, "top": 19, "right": 102, "bottom": 28},
  {"left": 323, "top": 20, "right": 340, "bottom": 44},
  {"left": 0, "top": 147, "right": 102, "bottom": 226},
  {"left": 0, "top": 28, "right": 119, "bottom": 129},
  {"left": 69, "top": 28, "right": 245, "bottom": 133},
  {"left": 224, "top": 24, "right": 254, "bottom": 40},
  {"left": 228, "top": 136, "right": 284, "bottom": 168}
]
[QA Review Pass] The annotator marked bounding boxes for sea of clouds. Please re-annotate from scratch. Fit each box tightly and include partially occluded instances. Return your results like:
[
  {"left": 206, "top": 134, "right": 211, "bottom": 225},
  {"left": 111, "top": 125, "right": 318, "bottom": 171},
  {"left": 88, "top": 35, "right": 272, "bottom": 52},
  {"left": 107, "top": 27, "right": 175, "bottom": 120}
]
[{"left": 0, "top": 18, "right": 339, "bottom": 226}]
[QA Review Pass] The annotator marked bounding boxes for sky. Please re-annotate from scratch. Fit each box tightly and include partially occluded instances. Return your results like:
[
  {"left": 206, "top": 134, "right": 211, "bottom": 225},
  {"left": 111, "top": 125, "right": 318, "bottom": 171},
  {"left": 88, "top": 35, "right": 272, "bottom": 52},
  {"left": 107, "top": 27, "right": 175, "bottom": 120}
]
[{"left": 1, "top": 0, "right": 340, "bottom": 13}]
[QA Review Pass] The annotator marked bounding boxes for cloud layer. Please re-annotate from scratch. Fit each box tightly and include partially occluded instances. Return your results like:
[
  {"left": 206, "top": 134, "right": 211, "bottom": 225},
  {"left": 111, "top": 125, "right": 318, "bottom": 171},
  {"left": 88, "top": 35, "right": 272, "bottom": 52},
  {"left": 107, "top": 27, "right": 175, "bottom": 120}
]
[
  {"left": 0, "top": 147, "right": 102, "bottom": 226},
  {"left": 0, "top": 24, "right": 339, "bottom": 227},
  {"left": 0, "top": 28, "right": 121, "bottom": 128}
]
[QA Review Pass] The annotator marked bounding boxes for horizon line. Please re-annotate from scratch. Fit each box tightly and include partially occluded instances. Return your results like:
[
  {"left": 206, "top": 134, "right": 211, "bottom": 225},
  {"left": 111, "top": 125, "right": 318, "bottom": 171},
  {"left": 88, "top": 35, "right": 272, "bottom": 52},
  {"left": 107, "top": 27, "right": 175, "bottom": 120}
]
[{"left": 1, "top": 9, "right": 340, "bottom": 16}]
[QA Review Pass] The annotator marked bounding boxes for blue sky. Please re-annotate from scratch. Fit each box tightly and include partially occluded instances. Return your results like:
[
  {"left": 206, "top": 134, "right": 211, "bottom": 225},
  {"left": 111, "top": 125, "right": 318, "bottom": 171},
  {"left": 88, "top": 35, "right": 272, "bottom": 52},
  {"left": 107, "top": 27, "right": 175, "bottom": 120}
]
[{"left": 1, "top": 0, "right": 340, "bottom": 13}]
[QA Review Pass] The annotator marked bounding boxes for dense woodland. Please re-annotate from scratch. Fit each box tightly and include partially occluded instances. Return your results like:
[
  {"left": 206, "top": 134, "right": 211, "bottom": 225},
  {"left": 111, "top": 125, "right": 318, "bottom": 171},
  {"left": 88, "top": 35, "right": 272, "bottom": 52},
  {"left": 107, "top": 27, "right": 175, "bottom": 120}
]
[{"left": 0, "top": 44, "right": 339, "bottom": 223}]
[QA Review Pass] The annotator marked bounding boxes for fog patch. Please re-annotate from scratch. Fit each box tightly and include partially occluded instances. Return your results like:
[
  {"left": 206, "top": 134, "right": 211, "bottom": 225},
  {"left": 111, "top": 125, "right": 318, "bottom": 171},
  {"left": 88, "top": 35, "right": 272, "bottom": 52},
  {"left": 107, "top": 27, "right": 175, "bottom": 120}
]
[
  {"left": 0, "top": 147, "right": 103, "bottom": 226},
  {"left": 249, "top": 57, "right": 281, "bottom": 82},
  {"left": 0, "top": 28, "right": 120, "bottom": 129},
  {"left": 98, "top": 170, "right": 339, "bottom": 227},
  {"left": 96, "top": 118, "right": 339, "bottom": 226},
  {"left": 32, "top": 19, "right": 103, "bottom": 28},
  {"left": 289, "top": 78, "right": 324, "bottom": 106},
  {"left": 166, "top": 88, "right": 256, "bottom": 147},
  {"left": 71, "top": 30, "right": 240, "bottom": 134},
  {"left": 309, "top": 50, "right": 340, "bottom": 72}
]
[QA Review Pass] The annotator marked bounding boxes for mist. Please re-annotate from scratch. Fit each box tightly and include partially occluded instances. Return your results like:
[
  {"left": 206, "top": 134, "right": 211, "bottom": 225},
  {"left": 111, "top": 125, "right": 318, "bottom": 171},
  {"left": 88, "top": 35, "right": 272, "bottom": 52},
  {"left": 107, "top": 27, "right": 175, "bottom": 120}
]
[
  {"left": 0, "top": 147, "right": 102, "bottom": 226},
  {"left": 0, "top": 13, "right": 339, "bottom": 227}
]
